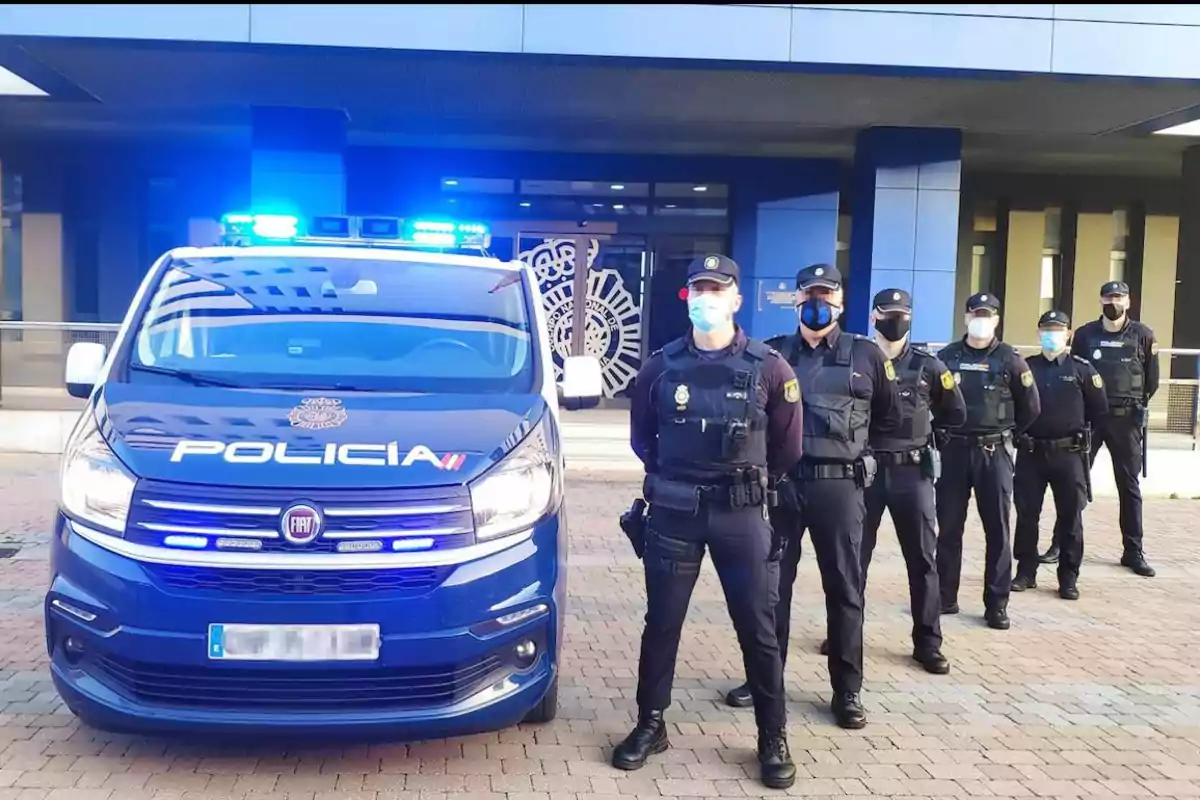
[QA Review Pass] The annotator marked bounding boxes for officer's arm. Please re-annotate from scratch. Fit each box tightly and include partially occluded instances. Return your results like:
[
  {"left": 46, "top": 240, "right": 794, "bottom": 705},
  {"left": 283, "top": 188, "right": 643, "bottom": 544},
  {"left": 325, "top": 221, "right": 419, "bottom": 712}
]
[
  {"left": 629, "top": 354, "right": 664, "bottom": 472},
  {"left": 867, "top": 346, "right": 904, "bottom": 435},
  {"left": 927, "top": 355, "right": 967, "bottom": 429},
  {"left": 762, "top": 353, "right": 804, "bottom": 476},
  {"left": 1143, "top": 326, "right": 1161, "bottom": 403},
  {"left": 1081, "top": 362, "right": 1110, "bottom": 426},
  {"left": 1008, "top": 351, "right": 1042, "bottom": 433}
]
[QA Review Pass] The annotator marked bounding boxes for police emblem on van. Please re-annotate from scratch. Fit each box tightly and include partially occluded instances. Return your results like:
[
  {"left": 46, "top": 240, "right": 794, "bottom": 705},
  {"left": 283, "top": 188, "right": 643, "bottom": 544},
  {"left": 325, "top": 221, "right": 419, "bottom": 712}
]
[
  {"left": 289, "top": 397, "right": 348, "bottom": 430},
  {"left": 280, "top": 503, "right": 322, "bottom": 545}
]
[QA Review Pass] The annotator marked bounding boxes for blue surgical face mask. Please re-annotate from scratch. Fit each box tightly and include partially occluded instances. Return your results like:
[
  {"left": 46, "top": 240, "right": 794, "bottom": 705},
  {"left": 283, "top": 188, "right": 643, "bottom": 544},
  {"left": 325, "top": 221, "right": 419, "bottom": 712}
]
[
  {"left": 799, "top": 297, "right": 840, "bottom": 330},
  {"left": 1040, "top": 330, "right": 1068, "bottom": 353},
  {"left": 688, "top": 293, "right": 733, "bottom": 333}
]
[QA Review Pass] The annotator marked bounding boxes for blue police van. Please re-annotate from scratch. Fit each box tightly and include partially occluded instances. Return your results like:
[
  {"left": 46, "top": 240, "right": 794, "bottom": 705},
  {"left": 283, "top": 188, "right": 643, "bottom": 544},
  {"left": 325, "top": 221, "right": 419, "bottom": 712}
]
[{"left": 45, "top": 212, "right": 603, "bottom": 737}]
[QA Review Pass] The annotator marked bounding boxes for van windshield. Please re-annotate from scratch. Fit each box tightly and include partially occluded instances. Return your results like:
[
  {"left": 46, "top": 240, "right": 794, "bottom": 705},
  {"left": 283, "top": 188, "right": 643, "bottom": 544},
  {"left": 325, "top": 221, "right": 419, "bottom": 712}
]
[{"left": 128, "top": 255, "right": 535, "bottom": 394}]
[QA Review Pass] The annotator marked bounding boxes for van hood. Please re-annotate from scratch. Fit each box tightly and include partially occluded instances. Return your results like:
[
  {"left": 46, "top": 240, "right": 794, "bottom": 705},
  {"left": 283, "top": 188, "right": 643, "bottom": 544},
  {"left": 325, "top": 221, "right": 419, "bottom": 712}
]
[{"left": 93, "top": 383, "right": 550, "bottom": 490}]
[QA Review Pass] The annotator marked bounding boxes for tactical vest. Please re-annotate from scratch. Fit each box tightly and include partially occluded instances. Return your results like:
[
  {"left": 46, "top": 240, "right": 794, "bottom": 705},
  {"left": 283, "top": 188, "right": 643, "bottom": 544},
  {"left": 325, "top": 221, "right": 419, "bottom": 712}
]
[
  {"left": 1085, "top": 325, "right": 1144, "bottom": 403},
  {"left": 872, "top": 348, "right": 933, "bottom": 452},
  {"left": 654, "top": 337, "right": 770, "bottom": 482},
  {"left": 940, "top": 342, "right": 1013, "bottom": 433},
  {"left": 775, "top": 333, "right": 872, "bottom": 463}
]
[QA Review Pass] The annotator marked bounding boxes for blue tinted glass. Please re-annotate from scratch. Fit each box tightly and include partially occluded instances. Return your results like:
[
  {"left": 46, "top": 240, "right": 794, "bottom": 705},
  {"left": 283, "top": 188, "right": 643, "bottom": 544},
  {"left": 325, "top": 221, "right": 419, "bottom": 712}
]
[{"left": 130, "top": 255, "right": 534, "bottom": 393}]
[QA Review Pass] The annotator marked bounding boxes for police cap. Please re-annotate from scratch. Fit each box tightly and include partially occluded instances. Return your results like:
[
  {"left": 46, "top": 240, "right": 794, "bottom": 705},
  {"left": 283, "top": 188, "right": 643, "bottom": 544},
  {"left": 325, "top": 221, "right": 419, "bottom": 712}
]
[
  {"left": 873, "top": 288, "right": 912, "bottom": 313},
  {"left": 965, "top": 292, "right": 1001, "bottom": 314},
  {"left": 687, "top": 254, "right": 740, "bottom": 287},
  {"left": 796, "top": 263, "right": 842, "bottom": 290},
  {"left": 1038, "top": 309, "right": 1070, "bottom": 328},
  {"left": 1101, "top": 280, "right": 1130, "bottom": 297}
]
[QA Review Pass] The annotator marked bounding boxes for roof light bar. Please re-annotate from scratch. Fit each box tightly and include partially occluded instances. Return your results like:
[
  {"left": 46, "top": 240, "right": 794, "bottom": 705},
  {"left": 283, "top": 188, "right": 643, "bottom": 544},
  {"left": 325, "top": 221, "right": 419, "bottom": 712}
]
[{"left": 219, "top": 213, "right": 491, "bottom": 251}]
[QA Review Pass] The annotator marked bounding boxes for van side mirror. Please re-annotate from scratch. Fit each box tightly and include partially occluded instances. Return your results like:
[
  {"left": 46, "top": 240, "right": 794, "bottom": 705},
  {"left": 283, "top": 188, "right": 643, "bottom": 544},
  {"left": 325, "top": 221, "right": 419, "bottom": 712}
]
[
  {"left": 65, "top": 342, "right": 107, "bottom": 399},
  {"left": 557, "top": 355, "right": 603, "bottom": 411}
]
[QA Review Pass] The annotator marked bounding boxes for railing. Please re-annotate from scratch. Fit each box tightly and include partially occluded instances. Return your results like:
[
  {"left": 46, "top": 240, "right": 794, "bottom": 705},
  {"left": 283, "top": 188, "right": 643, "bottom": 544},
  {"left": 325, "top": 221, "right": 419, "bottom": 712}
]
[{"left": 1, "top": 321, "right": 1198, "bottom": 447}]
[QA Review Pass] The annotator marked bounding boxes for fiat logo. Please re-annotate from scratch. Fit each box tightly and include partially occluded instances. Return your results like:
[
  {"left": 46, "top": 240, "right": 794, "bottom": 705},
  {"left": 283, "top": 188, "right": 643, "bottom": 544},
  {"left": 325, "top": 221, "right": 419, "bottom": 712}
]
[{"left": 280, "top": 503, "right": 322, "bottom": 545}]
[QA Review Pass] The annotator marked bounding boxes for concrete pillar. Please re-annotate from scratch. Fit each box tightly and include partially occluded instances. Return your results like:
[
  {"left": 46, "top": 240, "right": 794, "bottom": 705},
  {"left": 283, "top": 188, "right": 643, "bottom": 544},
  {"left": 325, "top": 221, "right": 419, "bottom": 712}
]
[{"left": 846, "top": 127, "right": 962, "bottom": 343}]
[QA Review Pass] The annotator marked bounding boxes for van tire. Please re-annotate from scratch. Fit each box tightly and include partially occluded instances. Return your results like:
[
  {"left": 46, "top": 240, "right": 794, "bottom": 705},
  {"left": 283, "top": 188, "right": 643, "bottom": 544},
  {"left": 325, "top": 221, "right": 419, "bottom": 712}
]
[{"left": 522, "top": 676, "right": 558, "bottom": 724}]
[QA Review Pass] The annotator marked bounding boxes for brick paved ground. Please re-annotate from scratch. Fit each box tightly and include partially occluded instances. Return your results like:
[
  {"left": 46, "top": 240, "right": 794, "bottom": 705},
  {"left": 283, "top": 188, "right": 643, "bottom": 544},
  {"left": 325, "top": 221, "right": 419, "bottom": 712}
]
[{"left": 2, "top": 453, "right": 1199, "bottom": 800}]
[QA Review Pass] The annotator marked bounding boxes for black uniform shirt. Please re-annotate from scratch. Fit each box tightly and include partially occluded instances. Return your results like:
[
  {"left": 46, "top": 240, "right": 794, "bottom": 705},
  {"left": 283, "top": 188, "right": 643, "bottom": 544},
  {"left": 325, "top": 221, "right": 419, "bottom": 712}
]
[
  {"left": 870, "top": 344, "right": 967, "bottom": 452},
  {"left": 787, "top": 326, "right": 903, "bottom": 454},
  {"left": 1070, "top": 317, "right": 1160, "bottom": 405},
  {"left": 630, "top": 327, "right": 805, "bottom": 477},
  {"left": 1024, "top": 352, "right": 1109, "bottom": 440},
  {"left": 937, "top": 337, "right": 1041, "bottom": 435}
]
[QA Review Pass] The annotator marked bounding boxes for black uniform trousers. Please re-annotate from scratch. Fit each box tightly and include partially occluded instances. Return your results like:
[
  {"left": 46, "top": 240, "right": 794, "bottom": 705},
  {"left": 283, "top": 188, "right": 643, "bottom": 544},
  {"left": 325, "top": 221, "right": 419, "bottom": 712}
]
[
  {"left": 1089, "top": 411, "right": 1144, "bottom": 556},
  {"left": 863, "top": 461, "right": 942, "bottom": 656},
  {"left": 935, "top": 437, "right": 1015, "bottom": 610},
  {"left": 775, "top": 474, "right": 865, "bottom": 695},
  {"left": 1014, "top": 445, "right": 1088, "bottom": 582},
  {"left": 636, "top": 502, "right": 787, "bottom": 732}
]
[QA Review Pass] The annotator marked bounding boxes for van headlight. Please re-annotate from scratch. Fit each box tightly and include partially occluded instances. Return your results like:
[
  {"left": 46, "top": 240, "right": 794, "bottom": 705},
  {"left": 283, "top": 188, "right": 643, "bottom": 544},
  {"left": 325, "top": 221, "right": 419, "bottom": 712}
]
[
  {"left": 60, "top": 411, "right": 136, "bottom": 535},
  {"left": 470, "top": 415, "right": 561, "bottom": 541}
]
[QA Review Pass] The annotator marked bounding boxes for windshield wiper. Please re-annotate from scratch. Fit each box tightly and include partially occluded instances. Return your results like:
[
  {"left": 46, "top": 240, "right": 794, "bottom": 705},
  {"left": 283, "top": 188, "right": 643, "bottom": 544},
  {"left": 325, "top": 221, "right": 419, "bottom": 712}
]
[{"left": 129, "top": 363, "right": 246, "bottom": 388}]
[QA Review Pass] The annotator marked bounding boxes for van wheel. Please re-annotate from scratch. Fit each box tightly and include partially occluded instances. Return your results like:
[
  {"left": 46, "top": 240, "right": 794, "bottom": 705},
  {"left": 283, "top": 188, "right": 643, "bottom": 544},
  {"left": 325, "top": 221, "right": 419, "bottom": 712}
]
[{"left": 522, "top": 676, "right": 558, "bottom": 724}]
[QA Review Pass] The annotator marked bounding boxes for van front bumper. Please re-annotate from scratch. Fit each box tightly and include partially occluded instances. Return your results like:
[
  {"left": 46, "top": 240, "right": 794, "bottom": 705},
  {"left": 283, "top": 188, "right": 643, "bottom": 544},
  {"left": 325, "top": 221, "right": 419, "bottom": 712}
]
[{"left": 45, "top": 511, "right": 565, "bottom": 738}]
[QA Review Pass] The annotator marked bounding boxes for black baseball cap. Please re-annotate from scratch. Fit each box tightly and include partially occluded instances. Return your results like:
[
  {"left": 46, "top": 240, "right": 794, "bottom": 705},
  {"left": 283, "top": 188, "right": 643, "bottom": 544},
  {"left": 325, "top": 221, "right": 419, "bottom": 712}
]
[
  {"left": 687, "top": 254, "right": 739, "bottom": 287},
  {"left": 1038, "top": 309, "right": 1070, "bottom": 328},
  {"left": 796, "top": 263, "right": 842, "bottom": 290},
  {"left": 873, "top": 288, "right": 912, "bottom": 313},
  {"left": 1101, "top": 280, "right": 1130, "bottom": 297},
  {"left": 965, "top": 292, "right": 1001, "bottom": 314}
]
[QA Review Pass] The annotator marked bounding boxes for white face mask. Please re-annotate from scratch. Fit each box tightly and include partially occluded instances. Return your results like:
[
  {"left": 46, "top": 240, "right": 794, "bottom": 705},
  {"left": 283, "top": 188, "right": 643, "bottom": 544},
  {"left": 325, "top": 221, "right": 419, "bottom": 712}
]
[{"left": 967, "top": 316, "right": 997, "bottom": 340}]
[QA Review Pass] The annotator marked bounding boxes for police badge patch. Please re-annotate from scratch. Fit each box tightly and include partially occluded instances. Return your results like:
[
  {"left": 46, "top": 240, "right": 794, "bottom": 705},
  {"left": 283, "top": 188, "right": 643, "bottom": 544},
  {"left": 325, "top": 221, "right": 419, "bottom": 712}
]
[
  {"left": 674, "top": 384, "right": 690, "bottom": 409},
  {"left": 940, "top": 371, "right": 955, "bottom": 390},
  {"left": 288, "top": 397, "right": 349, "bottom": 430},
  {"left": 883, "top": 360, "right": 897, "bottom": 381},
  {"left": 1092, "top": 373, "right": 1104, "bottom": 389},
  {"left": 783, "top": 378, "right": 799, "bottom": 403},
  {"left": 1020, "top": 370, "right": 1034, "bottom": 388}
]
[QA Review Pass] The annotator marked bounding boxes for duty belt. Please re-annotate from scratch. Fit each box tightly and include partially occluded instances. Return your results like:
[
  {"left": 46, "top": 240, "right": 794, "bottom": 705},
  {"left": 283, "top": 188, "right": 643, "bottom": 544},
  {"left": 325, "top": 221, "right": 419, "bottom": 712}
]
[
  {"left": 795, "top": 461, "right": 856, "bottom": 481},
  {"left": 1031, "top": 433, "right": 1086, "bottom": 453},
  {"left": 874, "top": 449, "right": 924, "bottom": 467},
  {"left": 947, "top": 430, "right": 1010, "bottom": 447}
]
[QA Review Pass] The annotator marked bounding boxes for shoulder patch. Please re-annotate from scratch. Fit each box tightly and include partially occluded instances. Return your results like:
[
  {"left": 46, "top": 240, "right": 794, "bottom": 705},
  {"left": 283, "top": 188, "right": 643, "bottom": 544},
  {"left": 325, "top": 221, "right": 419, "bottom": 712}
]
[
  {"left": 1020, "top": 369, "right": 1034, "bottom": 388},
  {"left": 940, "top": 370, "right": 955, "bottom": 390},
  {"left": 1092, "top": 373, "right": 1104, "bottom": 389},
  {"left": 883, "top": 359, "right": 897, "bottom": 381},
  {"left": 783, "top": 378, "right": 800, "bottom": 403}
]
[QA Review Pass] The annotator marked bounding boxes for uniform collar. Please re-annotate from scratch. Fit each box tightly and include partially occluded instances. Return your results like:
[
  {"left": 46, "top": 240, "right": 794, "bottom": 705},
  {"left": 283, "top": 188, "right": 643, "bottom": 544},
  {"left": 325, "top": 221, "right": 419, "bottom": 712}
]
[
  {"left": 687, "top": 325, "right": 747, "bottom": 357},
  {"left": 1044, "top": 350, "right": 1069, "bottom": 364},
  {"left": 961, "top": 334, "right": 1000, "bottom": 355},
  {"left": 797, "top": 324, "right": 840, "bottom": 351}
]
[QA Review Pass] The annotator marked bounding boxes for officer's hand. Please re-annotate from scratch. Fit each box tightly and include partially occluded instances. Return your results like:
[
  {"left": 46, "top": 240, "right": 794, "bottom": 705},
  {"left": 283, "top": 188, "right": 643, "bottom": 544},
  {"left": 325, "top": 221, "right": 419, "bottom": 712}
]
[{"left": 1016, "top": 433, "right": 1034, "bottom": 452}]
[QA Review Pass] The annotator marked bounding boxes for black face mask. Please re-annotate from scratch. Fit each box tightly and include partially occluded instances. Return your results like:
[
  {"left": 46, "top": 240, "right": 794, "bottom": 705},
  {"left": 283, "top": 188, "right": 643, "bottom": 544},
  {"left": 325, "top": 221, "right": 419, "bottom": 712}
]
[
  {"left": 1102, "top": 302, "right": 1124, "bottom": 321},
  {"left": 874, "top": 316, "right": 911, "bottom": 343}
]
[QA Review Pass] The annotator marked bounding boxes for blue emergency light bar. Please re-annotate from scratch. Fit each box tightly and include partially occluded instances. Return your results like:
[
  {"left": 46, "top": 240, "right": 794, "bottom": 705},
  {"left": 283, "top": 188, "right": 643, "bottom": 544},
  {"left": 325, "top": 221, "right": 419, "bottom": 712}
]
[{"left": 219, "top": 212, "right": 491, "bottom": 251}]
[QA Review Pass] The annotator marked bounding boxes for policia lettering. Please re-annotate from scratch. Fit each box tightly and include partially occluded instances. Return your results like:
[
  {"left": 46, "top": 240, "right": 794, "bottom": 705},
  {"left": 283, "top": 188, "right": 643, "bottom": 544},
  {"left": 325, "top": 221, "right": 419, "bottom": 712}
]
[
  {"left": 934, "top": 292, "right": 1041, "bottom": 631},
  {"left": 618, "top": 253, "right": 802, "bottom": 790},
  {"left": 725, "top": 263, "right": 903, "bottom": 732}
]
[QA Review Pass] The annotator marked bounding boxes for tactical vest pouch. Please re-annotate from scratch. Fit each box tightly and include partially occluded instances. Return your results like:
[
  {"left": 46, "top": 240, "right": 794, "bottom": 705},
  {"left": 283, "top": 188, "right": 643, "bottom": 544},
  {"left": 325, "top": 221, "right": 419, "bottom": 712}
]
[
  {"left": 856, "top": 454, "right": 877, "bottom": 489},
  {"left": 644, "top": 475, "right": 701, "bottom": 515},
  {"left": 804, "top": 394, "right": 855, "bottom": 441},
  {"left": 920, "top": 446, "right": 941, "bottom": 482}
]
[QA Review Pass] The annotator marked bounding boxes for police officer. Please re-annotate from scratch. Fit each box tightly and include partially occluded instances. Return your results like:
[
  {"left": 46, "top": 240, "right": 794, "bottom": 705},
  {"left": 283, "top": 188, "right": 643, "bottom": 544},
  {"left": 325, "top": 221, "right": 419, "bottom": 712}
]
[
  {"left": 615, "top": 254, "right": 802, "bottom": 790},
  {"left": 1041, "top": 281, "right": 1158, "bottom": 578},
  {"left": 724, "top": 263, "right": 902, "bottom": 730},
  {"left": 935, "top": 292, "right": 1041, "bottom": 630},
  {"left": 1012, "top": 310, "right": 1108, "bottom": 600},
  {"left": 860, "top": 288, "right": 966, "bottom": 674}
]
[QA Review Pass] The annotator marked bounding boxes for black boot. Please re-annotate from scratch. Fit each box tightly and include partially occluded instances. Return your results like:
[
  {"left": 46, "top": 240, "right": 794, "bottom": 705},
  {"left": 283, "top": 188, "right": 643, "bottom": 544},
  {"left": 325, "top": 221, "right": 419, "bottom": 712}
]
[
  {"left": 985, "top": 605, "right": 1010, "bottom": 630},
  {"left": 612, "top": 709, "right": 669, "bottom": 770},
  {"left": 724, "top": 682, "right": 753, "bottom": 708},
  {"left": 757, "top": 729, "right": 797, "bottom": 789},
  {"left": 1011, "top": 573, "right": 1036, "bottom": 592},
  {"left": 912, "top": 650, "right": 951, "bottom": 675},
  {"left": 940, "top": 601, "right": 960, "bottom": 615},
  {"left": 818, "top": 639, "right": 829, "bottom": 655},
  {"left": 830, "top": 692, "right": 867, "bottom": 729},
  {"left": 1039, "top": 543, "right": 1060, "bottom": 564},
  {"left": 1121, "top": 551, "right": 1156, "bottom": 577}
]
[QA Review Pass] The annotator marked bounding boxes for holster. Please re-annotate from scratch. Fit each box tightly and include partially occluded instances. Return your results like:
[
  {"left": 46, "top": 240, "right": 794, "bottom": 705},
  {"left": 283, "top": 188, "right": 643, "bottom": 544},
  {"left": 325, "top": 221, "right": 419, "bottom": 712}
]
[
  {"left": 855, "top": 454, "right": 877, "bottom": 489},
  {"left": 919, "top": 444, "right": 941, "bottom": 482},
  {"left": 618, "top": 497, "right": 648, "bottom": 559},
  {"left": 643, "top": 528, "right": 704, "bottom": 576}
]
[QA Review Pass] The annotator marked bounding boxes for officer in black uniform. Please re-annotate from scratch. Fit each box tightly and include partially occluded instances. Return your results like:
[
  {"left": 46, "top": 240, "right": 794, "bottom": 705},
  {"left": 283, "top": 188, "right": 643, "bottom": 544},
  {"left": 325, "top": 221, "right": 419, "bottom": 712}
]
[
  {"left": 935, "top": 292, "right": 1041, "bottom": 631},
  {"left": 615, "top": 254, "right": 803, "bottom": 790},
  {"left": 723, "top": 263, "right": 901, "bottom": 730},
  {"left": 1012, "top": 310, "right": 1108, "bottom": 600},
  {"left": 1041, "top": 281, "right": 1158, "bottom": 578},
  {"left": 861, "top": 288, "right": 966, "bottom": 674}
]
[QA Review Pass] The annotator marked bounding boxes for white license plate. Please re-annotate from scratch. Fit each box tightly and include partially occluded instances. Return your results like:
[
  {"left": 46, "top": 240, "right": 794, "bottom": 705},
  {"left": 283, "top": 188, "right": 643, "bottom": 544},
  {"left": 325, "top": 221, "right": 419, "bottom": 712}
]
[{"left": 207, "top": 623, "right": 380, "bottom": 662}]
